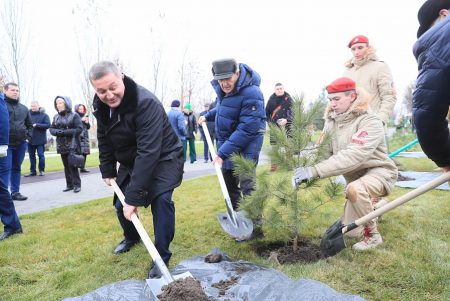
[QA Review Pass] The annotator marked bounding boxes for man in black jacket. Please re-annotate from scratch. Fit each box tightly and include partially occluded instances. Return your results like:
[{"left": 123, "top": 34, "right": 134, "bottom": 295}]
[
  {"left": 26, "top": 101, "right": 51, "bottom": 177},
  {"left": 90, "top": 61, "right": 184, "bottom": 279},
  {"left": 265, "top": 83, "right": 293, "bottom": 171},
  {"left": 3, "top": 83, "right": 32, "bottom": 201}
]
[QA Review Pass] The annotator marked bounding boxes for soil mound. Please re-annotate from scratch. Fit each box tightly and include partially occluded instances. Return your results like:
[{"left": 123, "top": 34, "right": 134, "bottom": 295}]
[
  {"left": 253, "top": 240, "right": 327, "bottom": 264},
  {"left": 158, "top": 277, "right": 209, "bottom": 301}
]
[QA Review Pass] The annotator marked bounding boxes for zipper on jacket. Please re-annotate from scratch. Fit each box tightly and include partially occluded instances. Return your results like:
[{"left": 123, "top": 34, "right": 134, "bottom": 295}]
[{"left": 106, "top": 114, "right": 121, "bottom": 135}]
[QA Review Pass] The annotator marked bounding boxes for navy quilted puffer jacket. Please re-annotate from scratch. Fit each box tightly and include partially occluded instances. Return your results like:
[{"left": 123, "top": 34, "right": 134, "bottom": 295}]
[
  {"left": 413, "top": 16, "right": 450, "bottom": 168},
  {"left": 206, "top": 63, "right": 266, "bottom": 170}
]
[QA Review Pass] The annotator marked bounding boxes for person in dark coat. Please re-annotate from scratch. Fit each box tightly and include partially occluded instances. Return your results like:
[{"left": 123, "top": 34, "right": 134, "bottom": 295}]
[
  {"left": 199, "top": 103, "right": 215, "bottom": 163},
  {"left": 49, "top": 96, "right": 83, "bottom": 193},
  {"left": 413, "top": 0, "right": 450, "bottom": 173},
  {"left": 198, "top": 58, "right": 265, "bottom": 210},
  {"left": 74, "top": 104, "right": 91, "bottom": 173},
  {"left": 89, "top": 61, "right": 184, "bottom": 279},
  {"left": 183, "top": 103, "right": 197, "bottom": 163},
  {"left": 0, "top": 89, "right": 23, "bottom": 241},
  {"left": 265, "top": 83, "right": 293, "bottom": 171},
  {"left": 3, "top": 83, "right": 32, "bottom": 201},
  {"left": 25, "top": 101, "right": 51, "bottom": 177}
]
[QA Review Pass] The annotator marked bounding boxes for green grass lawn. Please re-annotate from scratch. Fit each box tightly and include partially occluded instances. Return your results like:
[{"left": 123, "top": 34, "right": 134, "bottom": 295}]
[
  {"left": 1, "top": 157, "right": 449, "bottom": 300},
  {"left": 20, "top": 152, "right": 101, "bottom": 175}
]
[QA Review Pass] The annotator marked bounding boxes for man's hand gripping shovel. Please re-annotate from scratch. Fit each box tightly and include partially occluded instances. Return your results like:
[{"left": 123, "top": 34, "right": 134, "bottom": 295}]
[
  {"left": 201, "top": 122, "right": 254, "bottom": 241},
  {"left": 110, "top": 179, "right": 193, "bottom": 299}
]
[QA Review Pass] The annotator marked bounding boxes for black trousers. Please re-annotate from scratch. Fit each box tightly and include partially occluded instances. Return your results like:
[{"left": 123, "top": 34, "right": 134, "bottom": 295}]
[
  {"left": 60, "top": 154, "right": 81, "bottom": 188},
  {"left": 114, "top": 178, "right": 175, "bottom": 264},
  {"left": 222, "top": 169, "right": 254, "bottom": 210}
]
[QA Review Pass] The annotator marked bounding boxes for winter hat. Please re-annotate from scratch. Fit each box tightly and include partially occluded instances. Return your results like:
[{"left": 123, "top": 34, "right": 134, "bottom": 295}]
[
  {"left": 417, "top": 0, "right": 450, "bottom": 38},
  {"left": 171, "top": 99, "right": 180, "bottom": 107},
  {"left": 347, "top": 35, "right": 369, "bottom": 48},
  {"left": 184, "top": 103, "right": 192, "bottom": 110},
  {"left": 211, "top": 58, "right": 238, "bottom": 80},
  {"left": 326, "top": 77, "right": 356, "bottom": 93}
]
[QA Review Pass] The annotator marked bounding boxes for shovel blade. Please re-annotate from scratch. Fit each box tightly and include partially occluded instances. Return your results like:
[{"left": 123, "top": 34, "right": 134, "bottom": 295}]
[
  {"left": 320, "top": 219, "right": 347, "bottom": 257},
  {"left": 217, "top": 211, "right": 254, "bottom": 241},
  {"left": 146, "top": 271, "right": 194, "bottom": 300}
]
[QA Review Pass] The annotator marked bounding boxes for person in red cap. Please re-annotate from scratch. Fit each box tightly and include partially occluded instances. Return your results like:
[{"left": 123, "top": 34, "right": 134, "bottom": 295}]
[
  {"left": 413, "top": 0, "right": 450, "bottom": 175},
  {"left": 292, "top": 77, "right": 398, "bottom": 251},
  {"left": 343, "top": 35, "right": 397, "bottom": 126}
]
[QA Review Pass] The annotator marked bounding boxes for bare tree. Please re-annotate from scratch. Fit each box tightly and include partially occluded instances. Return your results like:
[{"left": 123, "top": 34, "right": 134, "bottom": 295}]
[
  {"left": 0, "top": 0, "right": 36, "bottom": 103},
  {"left": 71, "top": 0, "right": 111, "bottom": 111},
  {"left": 176, "top": 48, "right": 205, "bottom": 110},
  {"left": 403, "top": 81, "right": 416, "bottom": 116}
]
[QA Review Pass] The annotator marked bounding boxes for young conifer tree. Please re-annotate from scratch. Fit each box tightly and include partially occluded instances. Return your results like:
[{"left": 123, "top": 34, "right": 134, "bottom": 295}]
[{"left": 232, "top": 95, "right": 340, "bottom": 251}]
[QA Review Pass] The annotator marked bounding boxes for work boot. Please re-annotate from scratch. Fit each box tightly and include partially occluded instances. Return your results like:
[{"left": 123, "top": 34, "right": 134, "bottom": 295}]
[
  {"left": 352, "top": 226, "right": 382, "bottom": 251},
  {"left": 80, "top": 168, "right": 90, "bottom": 173},
  {"left": 24, "top": 172, "right": 37, "bottom": 177}
]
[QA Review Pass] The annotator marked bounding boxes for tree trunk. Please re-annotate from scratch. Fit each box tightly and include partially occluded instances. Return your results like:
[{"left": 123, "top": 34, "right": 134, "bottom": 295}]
[{"left": 292, "top": 234, "right": 299, "bottom": 252}]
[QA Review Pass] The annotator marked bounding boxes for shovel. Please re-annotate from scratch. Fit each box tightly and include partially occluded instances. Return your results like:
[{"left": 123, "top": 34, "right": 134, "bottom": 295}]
[
  {"left": 201, "top": 122, "right": 254, "bottom": 241},
  {"left": 321, "top": 171, "right": 450, "bottom": 256},
  {"left": 388, "top": 138, "right": 419, "bottom": 158},
  {"left": 109, "top": 179, "right": 193, "bottom": 299}
]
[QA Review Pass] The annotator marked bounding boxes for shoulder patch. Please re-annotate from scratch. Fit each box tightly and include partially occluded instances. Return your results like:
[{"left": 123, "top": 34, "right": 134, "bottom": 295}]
[{"left": 357, "top": 131, "right": 368, "bottom": 138}]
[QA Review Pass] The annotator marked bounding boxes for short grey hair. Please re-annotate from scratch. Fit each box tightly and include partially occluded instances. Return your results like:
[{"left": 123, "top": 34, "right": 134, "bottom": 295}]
[
  {"left": 89, "top": 61, "right": 121, "bottom": 82},
  {"left": 30, "top": 100, "right": 39, "bottom": 105}
]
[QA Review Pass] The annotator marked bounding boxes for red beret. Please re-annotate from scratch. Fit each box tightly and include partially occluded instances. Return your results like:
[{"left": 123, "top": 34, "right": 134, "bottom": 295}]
[
  {"left": 326, "top": 77, "right": 356, "bottom": 93},
  {"left": 348, "top": 35, "right": 369, "bottom": 48}
]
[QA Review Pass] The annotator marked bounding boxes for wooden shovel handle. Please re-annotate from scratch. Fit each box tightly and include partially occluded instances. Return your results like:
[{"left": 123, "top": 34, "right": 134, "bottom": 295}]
[
  {"left": 201, "top": 122, "right": 238, "bottom": 225},
  {"left": 110, "top": 179, "right": 174, "bottom": 282},
  {"left": 354, "top": 172, "right": 450, "bottom": 227}
]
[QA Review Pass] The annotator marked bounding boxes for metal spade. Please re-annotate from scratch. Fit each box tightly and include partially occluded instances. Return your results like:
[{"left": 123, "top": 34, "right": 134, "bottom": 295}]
[
  {"left": 201, "top": 122, "right": 254, "bottom": 241},
  {"left": 321, "top": 172, "right": 450, "bottom": 256}
]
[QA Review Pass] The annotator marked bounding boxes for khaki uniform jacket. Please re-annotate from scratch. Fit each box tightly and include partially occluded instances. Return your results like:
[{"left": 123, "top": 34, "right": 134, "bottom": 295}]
[
  {"left": 314, "top": 90, "right": 398, "bottom": 194},
  {"left": 343, "top": 48, "right": 396, "bottom": 124}
]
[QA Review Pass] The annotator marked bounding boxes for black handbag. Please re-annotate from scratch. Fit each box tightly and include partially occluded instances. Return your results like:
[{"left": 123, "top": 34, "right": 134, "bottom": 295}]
[{"left": 68, "top": 134, "right": 84, "bottom": 168}]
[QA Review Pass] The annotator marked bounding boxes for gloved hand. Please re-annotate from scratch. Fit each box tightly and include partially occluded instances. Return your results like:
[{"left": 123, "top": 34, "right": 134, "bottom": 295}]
[
  {"left": 0, "top": 145, "right": 8, "bottom": 157},
  {"left": 292, "top": 166, "right": 315, "bottom": 188}
]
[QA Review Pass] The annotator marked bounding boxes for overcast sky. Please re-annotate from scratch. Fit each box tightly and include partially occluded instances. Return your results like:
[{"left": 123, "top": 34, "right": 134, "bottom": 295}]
[{"left": 3, "top": 0, "right": 425, "bottom": 117}]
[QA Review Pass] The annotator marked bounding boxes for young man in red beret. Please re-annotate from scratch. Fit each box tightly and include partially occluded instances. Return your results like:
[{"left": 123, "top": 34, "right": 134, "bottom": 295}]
[
  {"left": 292, "top": 77, "right": 398, "bottom": 251},
  {"left": 343, "top": 34, "right": 398, "bottom": 210},
  {"left": 343, "top": 35, "right": 397, "bottom": 126},
  {"left": 413, "top": 0, "right": 450, "bottom": 175}
]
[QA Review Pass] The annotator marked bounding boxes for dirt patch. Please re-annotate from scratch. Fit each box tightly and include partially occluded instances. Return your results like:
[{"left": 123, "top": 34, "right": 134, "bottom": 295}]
[
  {"left": 158, "top": 277, "right": 209, "bottom": 301},
  {"left": 204, "top": 253, "right": 223, "bottom": 263},
  {"left": 252, "top": 240, "right": 327, "bottom": 264},
  {"left": 234, "top": 266, "right": 250, "bottom": 275},
  {"left": 211, "top": 276, "right": 239, "bottom": 296},
  {"left": 397, "top": 173, "right": 415, "bottom": 181}
]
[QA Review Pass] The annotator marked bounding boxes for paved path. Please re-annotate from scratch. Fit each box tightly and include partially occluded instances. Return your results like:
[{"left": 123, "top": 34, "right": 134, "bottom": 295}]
[{"left": 14, "top": 153, "right": 269, "bottom": 216}]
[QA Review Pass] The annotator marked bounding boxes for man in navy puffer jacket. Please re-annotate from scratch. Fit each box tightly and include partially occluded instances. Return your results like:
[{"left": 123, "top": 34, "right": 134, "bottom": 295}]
[
  {"left": 413, "top": 0, "right": 450, "bottom": 173},
  {"left": 198, "top": 58, "right": 265, "bottom": 210}
]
